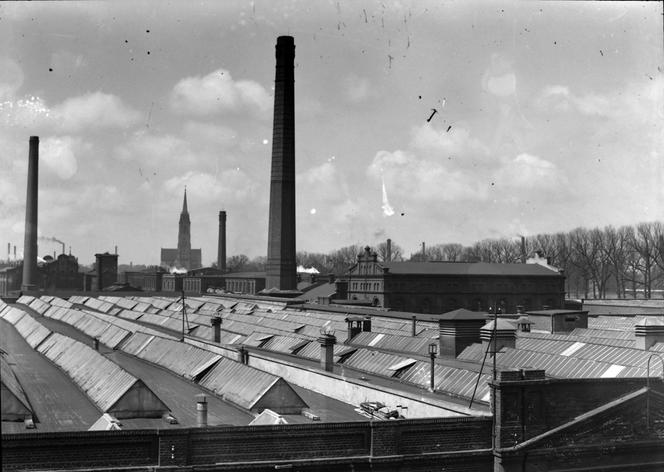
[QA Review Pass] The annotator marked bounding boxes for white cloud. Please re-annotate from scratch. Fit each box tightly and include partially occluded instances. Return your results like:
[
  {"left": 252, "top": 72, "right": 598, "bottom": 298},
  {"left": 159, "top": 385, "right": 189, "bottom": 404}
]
[
  {"left": 41, "top": 136, "right": 80, "bottom": 180},
  {"left": 411, "top": 123, "right": 489, "bottom": 160},
  {"left": 182, "top": 121, "right": 238, "bottom": 148},
  {"left": 163, "top": 169, "right": 259, "bottom": 204},
  {"left": 170, "top": 68, "right": 271, "bottom": 116},
  {"left": 369, "top": 149, "right": 488, "bottom": 202},
  {"left": 53, "top": 92, "right": 140, "bottom": 132},
  {"left": 492, "top": 153, "right": 568, "bottom": 190}
]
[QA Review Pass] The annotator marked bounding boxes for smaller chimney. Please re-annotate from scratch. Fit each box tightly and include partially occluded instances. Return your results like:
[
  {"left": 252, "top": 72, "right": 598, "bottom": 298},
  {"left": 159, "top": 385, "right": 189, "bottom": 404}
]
[
  {"left": 480, "top": 319, "right": 517, "bottom": 352},
  {"left": 7, "top": 243, "right": 10, "bottom": 259},
  {"left": 114, "top": 245, "right": 118, "bottom": 255},
  {"left": 211, "top": 316, "right": 222, "bottom": 343},
  {"left": 318, "top": 331, "right": 336, "bottom": 372},
  {"left": 196, "top": 394, "right": 208, "bottom": 427},
  {"left": 421, "top": 241, "right": 426, "bottom": 259},
  {"left": 635, "top": 318, "right": 664, "bottom": 350},
  {"left": 386, "top": 238, "right": 392, "bottom": 262},
  {"left": 237, "top": 345, "right": 249, "bottom": 364},
  {"left": 412, "top": 316, "right": 417, "bottom": 337}
]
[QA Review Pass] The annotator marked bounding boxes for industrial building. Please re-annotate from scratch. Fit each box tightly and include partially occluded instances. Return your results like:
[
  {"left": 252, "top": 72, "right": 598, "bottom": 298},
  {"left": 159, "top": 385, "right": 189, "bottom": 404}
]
[{"left": 341, "top": 246, "right": 565, "bottom": 313}]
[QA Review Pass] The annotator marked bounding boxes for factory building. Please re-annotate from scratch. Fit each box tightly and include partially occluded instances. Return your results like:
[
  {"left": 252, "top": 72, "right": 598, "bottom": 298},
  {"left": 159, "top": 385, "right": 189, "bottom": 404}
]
[{"left": 342, "top": 246, "right": 565, "bottom": 313}]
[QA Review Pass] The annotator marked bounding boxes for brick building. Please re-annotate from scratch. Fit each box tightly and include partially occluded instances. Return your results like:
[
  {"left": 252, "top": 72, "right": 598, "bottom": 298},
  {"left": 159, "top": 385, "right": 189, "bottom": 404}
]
[{"left": 343, "top": 246, "right": 565, "bottom": 313}]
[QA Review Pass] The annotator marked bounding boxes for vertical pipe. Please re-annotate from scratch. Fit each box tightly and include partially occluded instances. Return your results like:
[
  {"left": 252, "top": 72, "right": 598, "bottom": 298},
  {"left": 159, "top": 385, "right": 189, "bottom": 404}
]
[
  {"left": 196, "top": 395, "right": 208, "bottom": 428},
  {"left": 22, "top": 136, "right": 39, "bottom": 291}
]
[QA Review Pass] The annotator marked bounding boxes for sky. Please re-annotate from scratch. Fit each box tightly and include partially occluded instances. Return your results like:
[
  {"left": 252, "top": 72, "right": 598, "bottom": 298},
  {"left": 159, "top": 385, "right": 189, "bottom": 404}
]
[{"left": 0, "top": 1, "right": 662, "bottom": 266}]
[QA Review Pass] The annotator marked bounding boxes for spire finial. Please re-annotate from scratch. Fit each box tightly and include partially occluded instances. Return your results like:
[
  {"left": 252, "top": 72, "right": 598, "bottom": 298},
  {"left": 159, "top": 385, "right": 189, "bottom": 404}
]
[{"left": 182, "top": 187, "right": 188, "bottom": 213}]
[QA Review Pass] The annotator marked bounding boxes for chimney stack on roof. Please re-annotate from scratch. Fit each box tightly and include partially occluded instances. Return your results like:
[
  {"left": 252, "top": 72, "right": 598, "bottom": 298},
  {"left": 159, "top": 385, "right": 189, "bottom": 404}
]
[{"left": 22, "top": 136, "right": 39, "bottom": 291}]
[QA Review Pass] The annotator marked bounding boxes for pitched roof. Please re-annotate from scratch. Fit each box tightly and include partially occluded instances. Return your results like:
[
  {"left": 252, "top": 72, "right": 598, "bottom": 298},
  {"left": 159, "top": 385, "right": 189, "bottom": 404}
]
[
  {"left": 439, "top": 308, "right": 489, "bottom": 321},
  {"left": 382, "top": 261, "right": 562, "bottom": 277}
]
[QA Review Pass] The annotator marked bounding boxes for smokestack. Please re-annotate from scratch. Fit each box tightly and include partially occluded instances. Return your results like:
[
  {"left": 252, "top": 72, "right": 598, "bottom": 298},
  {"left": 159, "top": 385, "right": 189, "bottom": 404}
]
[
  {"left": 266, "top": 36, "right": 297, "bottom": 291},
  {"left": 114, "top": 245, "right": 118, "bottom": 255},
  {"left": 7, "top": 243, "right": 10, "bottom": 260},
  {"left": 218, "top": 211, "right": 227, "bottom": 272},
  {"left": 520, "top": 236, "right": 526, "bottom": 264},
  {"left": 22, "top": 136, "right": 39, "bottom": 291},
  {"left": 421, "top": 241, "right": 426, "bottom": 260},
  {"left": 386, "top": 238, "right": 392, "bottom": 262},
  {"left": 14, "top": 245, "right": 16, "bottom": 260}
]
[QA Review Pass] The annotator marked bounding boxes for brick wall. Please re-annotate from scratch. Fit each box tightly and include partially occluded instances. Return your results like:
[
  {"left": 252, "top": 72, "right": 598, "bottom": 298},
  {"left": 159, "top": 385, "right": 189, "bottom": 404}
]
[
  {"left": 2, "top": 430, "right": 158, "bottom": 471},
  {"left": 2, "top": 417, "right": 491, "bottom": 471}
]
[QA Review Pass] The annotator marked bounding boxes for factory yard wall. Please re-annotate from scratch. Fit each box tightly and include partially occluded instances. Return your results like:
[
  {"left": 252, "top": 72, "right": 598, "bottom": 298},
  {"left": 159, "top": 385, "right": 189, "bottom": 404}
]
[{"left": 2, "top": 418, "right": 493, "bottom": 471}]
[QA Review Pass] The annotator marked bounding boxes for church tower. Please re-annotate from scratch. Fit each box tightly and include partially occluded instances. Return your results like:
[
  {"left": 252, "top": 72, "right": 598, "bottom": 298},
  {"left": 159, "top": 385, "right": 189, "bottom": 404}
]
[{"left": 176, "top": 188, "right": 191, "bottom": 269}]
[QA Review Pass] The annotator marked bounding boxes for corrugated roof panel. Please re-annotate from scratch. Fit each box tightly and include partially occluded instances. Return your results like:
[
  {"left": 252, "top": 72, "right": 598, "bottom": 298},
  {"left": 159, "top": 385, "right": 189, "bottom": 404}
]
[
  {"left": 367, "top": 333, "right": 385, "bottom": 347},
  {"left": 37, "top": 333, "right": 138, "bottom": 412},
  {"left": 28, "top": 298, "right": 52, "bottom": 315},
  {"left": 387, "top": 358, "right": 417, "bottom": 371},
  {"left": 48, "top": 296, "right": 73, "bottom": 308},
  {"left": 16, "top": 295, "right": 35, "bottom": 305},
  {"left": 118, "top": 309, "right": 143, "bottom": 320},
  {"left": 120, "top": 332, "right": 156, "bottom": 355},
  {"left": 0, "top": 306, "right": 26, "bottom": 324},
  {"left": 341, "top": 349, "right": 408, "bottom": 377},
  {"left": 0, "top": 355, "right": 32, "bottom": 420},
  {"left": 121, "top": 334, "right": 222, "bottom": 381},
  {"left": 560, "top": 342, "right": 586, "bottom": 357},
  {"left": 261, "top": 335, "right": 311, "bottom": 354},
  {"left": 198, "top": 357, "right": 281, "bottom": 410},
  {"left": 601, "top": 364, "right": 626, "bottom": 378},
  {"left": 13, "top": 314, "right": 52, "bottom": 349},
  {"left": 68, "top": 295, "right": 90, "bottom": 305}
]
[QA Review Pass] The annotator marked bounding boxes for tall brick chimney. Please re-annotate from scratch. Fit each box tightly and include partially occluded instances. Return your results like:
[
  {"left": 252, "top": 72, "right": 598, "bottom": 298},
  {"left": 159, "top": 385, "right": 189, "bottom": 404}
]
[
  {"left": 266, "top": 36, "right": 297, "bottom": 291},
  {"left": 22, "top": 136, "right": 39, "bottom": 291},
  {"left": 217, "top": 211, "right": 226, "bottom": 272},
  {"left": 386, "top": 238, "right": 392, "bottom": 262}
]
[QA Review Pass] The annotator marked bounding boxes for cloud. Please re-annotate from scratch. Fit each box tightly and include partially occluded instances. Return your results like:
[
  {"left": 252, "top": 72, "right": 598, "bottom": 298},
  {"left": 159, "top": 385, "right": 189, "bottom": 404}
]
[
  {"left": 52, "top": 92, "right": 140, "bottom": 132},
  {"left": 41, "top": 136, "right": 80, "bottom": 179},
  {"left": 182, "top": 121, "right": 238, "bottom": 148},
  {"left": 492, "top": 153, "right": 568, "bottom": 190},
  {"left": 170, "top": 68, "right": 271, "bottom": 116},
  {"left": 369, "top": 149, "right": 488, "bottom": 202},
  {"left": 411, "top": 123, "right": 489, "bottom": 160},
  {"left": 163, "top": 169, "right": 259, "bottom": 205}
]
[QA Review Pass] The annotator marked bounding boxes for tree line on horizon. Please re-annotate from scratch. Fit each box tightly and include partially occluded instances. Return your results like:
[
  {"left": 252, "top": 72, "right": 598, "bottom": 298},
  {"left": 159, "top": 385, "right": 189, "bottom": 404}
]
[{"left": 224, "top": 221, "right": 664, "bottom": 300}]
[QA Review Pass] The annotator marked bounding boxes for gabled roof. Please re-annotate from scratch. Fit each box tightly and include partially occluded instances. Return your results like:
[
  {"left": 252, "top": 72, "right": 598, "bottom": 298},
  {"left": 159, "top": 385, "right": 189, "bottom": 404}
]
[{"left": 382, "top": 261, "right": 562, "bottom": 277}]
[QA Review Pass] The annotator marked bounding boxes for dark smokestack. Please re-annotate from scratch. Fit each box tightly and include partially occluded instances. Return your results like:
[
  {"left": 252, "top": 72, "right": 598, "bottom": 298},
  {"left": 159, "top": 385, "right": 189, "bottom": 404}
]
[
  {"left": 520, "top": 236, "right": 526, "bottom": 264},
  {"left": 22, "top": 136, "right": 39, "bottom": 291},
  {"left": 218, "top": 211, "right": 227, "bottom": 272},
  {"left": 266, "top": 36, "right": 297, "bottom": 291},
  {"left": 7, "top": 243, "right": 10, "bottom": 259},
  {"left": 386, "top": 238, "right": 392, "bottom": 262},
  {"left": 422, "top": 241, "right": 426, "bottom": 260}
]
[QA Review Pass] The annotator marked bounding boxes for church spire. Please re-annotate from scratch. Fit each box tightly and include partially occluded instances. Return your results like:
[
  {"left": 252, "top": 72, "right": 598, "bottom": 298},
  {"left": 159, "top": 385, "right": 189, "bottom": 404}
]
[{"left": 182, "top": 186, "right": 188, "bottom": 214}]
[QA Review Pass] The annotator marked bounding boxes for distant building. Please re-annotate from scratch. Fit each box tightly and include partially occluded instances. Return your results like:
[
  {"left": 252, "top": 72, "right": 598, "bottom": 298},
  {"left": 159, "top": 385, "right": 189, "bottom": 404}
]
[
  {"left": 41, "top": 254, "right": 83, "bottom": 291},
  {"left": 342, "top": 246, "right": 565, "bottom": 313},
  {"left": 160, "top": 189, "right": 202, "bottom": 270},
  {"left": 0, "top": 264, "right": 22, "bottom": 296}
]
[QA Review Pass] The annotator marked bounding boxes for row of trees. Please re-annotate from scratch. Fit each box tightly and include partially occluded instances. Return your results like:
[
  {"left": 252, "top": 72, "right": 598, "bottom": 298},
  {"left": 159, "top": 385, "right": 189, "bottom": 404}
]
[{"left": 223, "top": 221, "right": 664, "bottom": 300}]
